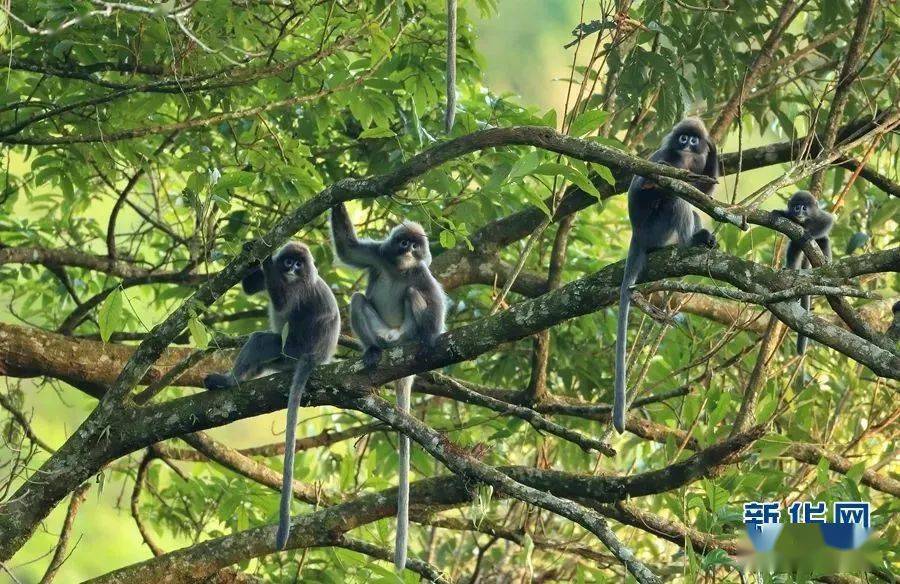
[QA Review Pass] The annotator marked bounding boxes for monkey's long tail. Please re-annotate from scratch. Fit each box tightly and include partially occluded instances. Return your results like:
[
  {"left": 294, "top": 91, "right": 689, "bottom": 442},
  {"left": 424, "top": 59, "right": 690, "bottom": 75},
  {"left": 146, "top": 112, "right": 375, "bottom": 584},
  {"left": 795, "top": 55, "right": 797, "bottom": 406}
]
[
  {"left": 613, "top": 244, "right": 645, "bottom": 434},
  {"left": 797, "top": 294, "right": 810, "bottom": 354},
  {"left": 276, "top": 356, "right": 314, "bottom": 550},
  {"left": 394, "top": 375, "right": 413, "bottom": 571},
  {"left": 444, "top": 0, "right": 457, "bottom": 133}
]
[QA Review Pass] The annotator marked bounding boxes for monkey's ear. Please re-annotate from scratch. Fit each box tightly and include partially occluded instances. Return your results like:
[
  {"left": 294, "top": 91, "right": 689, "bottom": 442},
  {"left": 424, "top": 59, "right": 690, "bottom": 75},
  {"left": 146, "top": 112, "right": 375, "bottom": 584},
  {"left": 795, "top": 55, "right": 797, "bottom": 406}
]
[
  {"left": 242, "top": 266, "right": 266, "bottom": 295},
  {"left": 703, "top": 139, "right": 720, "bottom": 179}
]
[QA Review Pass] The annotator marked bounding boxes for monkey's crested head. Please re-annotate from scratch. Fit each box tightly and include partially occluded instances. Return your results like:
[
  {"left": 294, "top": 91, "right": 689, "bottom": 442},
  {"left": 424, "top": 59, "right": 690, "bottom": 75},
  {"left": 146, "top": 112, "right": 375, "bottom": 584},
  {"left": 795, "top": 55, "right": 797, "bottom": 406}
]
[
  {"left": 274, "top": 241, "right": 317, "bottom": 282},
  {"left": 385, "top": 221, "right": 431, "bottom": 269},
  {"left": 785, "top": 190, "right": 818, "bottom": 224},
  {"left": 665, "top": 117, "right": 712, "bottom": 155}
]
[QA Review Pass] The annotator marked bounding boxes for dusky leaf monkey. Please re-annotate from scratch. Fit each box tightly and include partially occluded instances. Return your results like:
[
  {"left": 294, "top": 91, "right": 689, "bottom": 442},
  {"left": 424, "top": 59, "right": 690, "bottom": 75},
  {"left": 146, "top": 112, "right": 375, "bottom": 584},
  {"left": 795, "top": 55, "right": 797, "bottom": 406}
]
[
  {"left": 772, "top": 190, "right": 834, "bottom": 354},
  {"left": 614, "top": 118, "right": 719, "bottom": 433},
  {"left": 204, "top": 242, "right": 340, "bottom": 550},
  {"left": 330, "top": 203, "right": 446, "bottom": 570}
]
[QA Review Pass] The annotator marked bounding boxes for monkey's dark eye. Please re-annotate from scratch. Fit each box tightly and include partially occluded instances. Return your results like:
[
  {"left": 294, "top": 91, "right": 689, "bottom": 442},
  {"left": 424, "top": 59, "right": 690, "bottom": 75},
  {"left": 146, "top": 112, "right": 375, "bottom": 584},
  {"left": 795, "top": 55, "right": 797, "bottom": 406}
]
[
  {"left": 678, "top": 135, "right": 688, "bottom": 144},
  {"left": 282, "top": 258, "right": 293, "bottom": 268},
  {"left": 689, "top": 136, "right": 700, "bottom": 146},
  {"left": 399, "top": 240, "right": 410, "bottom": 249}
]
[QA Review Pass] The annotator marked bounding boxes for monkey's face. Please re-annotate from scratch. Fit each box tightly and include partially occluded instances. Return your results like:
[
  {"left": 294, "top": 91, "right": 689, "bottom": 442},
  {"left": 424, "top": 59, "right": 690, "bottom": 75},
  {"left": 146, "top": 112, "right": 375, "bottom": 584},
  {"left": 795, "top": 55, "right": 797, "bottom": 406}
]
[
  {"left": 275, "top": 246, "right": 315, "bottom": 282},
  {"left": 389, "top": 233, "right": 428, "bottom": 270},
  {"left": 787, "top": 195, "right": 816, "bottom": 223},
  {"left": 675, "top": 132, "right": 706, "bottom": 154}
]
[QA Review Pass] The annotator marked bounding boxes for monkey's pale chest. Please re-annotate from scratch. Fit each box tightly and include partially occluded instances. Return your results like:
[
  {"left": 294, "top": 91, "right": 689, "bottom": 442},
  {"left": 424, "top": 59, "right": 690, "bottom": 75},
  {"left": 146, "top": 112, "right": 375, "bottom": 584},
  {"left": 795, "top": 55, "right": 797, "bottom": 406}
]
[{"left": 369, "top": 275, "right": 408, "bottom": 328}]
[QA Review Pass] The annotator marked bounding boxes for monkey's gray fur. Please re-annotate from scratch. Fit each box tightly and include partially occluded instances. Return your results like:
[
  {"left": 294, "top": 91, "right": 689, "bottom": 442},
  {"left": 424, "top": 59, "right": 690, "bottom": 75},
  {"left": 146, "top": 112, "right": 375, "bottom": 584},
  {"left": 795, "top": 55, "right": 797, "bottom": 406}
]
[
  {"left": 772, "top": 190, "right": 834, "bottom": 354},
  {"left": 203, "top": 242, "right": 340, "bottom": 550},
  {"left": 614, "top": 118, "right": 719, "bottom": 434},
  {"left": 330, "top": 203, "right": 446, "bottom": 570}
]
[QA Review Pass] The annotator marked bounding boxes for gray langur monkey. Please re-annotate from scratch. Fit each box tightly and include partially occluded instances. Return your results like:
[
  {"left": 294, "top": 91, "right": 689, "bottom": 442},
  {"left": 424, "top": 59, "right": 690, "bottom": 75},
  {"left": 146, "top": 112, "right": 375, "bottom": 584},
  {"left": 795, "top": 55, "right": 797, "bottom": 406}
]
[
  {"left": 203, "top": 242, "right": 340, "bottom": 550},
  {"left": 614, "top": 118, "right": 719, "bottom": 434},
  {"left": 772, "top": 190, "right": 834, "bottom": 354},
  {"left": 445, "top": 0, "right": 457, "bottom": 133},
  {"left": 330, "top": 203, "right": 446, "bottom": 570}
]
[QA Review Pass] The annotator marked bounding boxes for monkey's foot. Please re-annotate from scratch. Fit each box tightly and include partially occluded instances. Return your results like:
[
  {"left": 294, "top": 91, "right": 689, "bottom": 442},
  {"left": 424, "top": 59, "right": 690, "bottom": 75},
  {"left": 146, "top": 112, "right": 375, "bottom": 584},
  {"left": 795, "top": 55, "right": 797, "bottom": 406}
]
[
  {"left": 362, "top": 347, "right": 383, "bottom": 368},
  {"left": 690, "top": 229, "right": 717, "bottom": 249},
  {"left": 204, "top": 373, "right": 235, "bottom": 391}
]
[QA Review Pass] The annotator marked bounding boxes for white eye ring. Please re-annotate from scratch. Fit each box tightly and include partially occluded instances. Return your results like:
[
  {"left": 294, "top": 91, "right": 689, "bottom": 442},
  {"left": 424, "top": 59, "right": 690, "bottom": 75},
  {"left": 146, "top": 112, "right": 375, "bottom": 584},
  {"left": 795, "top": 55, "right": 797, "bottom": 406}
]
[
  {"left": 678, "top": 135, "right": 688, "bottom": 144},
  {"left": 689, "top": 136, "right": 699, "bottom": 146},
  {"left": 282, "top": 258, "right": 293, "bottom": 268}
]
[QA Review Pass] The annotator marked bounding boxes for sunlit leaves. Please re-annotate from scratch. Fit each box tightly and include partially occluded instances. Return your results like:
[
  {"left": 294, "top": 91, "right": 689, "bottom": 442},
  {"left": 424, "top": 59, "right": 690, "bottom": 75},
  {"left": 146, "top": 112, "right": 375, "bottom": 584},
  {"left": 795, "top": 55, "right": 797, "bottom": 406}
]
[
  {"left": 97, "top": 288, "right": 124, "bottom": 343},
  {"left": 568, "top": 109, "right": 609, "bottom": 137}
]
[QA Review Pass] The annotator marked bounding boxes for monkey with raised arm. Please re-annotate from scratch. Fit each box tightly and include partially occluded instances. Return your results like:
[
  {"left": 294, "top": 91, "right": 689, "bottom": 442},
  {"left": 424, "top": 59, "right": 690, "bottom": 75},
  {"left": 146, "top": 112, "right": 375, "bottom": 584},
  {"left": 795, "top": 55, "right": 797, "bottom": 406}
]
[
  {"left": 772, "top": 190, "right": 834, "bottom": 354},
  {"left": 614, "top": 118, "right": 719, "bottom": 434},
  {"left": 203, "top": 242, "right": 340, "bottom": 550},
  {"left": 330, "top": 203, "right": 446, "bottom": 570}
]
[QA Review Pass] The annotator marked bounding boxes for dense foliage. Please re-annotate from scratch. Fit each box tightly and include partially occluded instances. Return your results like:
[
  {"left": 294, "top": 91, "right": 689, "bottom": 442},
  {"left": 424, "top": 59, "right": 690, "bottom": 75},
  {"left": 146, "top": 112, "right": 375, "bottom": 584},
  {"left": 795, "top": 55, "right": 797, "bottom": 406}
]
[{"left": 0, "top": 1, "right": 897, "bottom": 582}]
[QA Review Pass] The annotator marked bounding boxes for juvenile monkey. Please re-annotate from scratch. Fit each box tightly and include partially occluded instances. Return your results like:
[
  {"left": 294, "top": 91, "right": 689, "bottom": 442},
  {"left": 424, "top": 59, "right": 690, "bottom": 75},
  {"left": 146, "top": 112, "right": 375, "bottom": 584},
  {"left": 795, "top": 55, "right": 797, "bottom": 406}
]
[
  {"left": 204, "top": 242, "right": 340, "bottom": 550},
  {"left": 614, "top": 118, "right": 719, "bottom": 434},
  {"left": 330, "top": 203, "right": 445, "bottom": 570},
  {"left": 772, "top": 190, "right": 834, "bottom": 354}
]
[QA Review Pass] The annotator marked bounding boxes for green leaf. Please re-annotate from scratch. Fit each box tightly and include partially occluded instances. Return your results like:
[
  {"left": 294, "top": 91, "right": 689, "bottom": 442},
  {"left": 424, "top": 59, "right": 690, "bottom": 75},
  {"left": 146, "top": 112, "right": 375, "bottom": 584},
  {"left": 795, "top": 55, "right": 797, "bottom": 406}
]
[
  {"left": 568, "top": 109, "right": 609, "bottom": 137},
  {"left": 52, "top": 40, "right": 75, "bottom": 59},
  {"left": 507, "top": 150, "right": 542, "bottom": 181},
  {"left": 188, "top": 317, "right": 210, "bottom": 349},
  {"left": 98, "top": 288, "right": 124, "bottom": 343},
  {"left": 439, "top": 230, "right": 456, "bottom": 249},
  {"left": 214, "top": 171, "right": 256, "bottom": 193},
  {"left": 533, "top": 162, "right": 601, "bottom": 198},
  {"left": 539, "top": 108, "right": 557, "bottom": 128},
  {"left": 358, "top": 126, "right": 396, "bottom": 139},
  {"left": 756, "top": 434, "right": 791, "bottom": 460},
  {"left": 591, "top": 163, "right": 615, "bottom": 185},
  {"left": 563, "top": 165, "right": 601, "bottom": 199},
  {"left": 845, "top": 461, "right": 866, "bottom": 484},
  {"left": 490, "top": 417, "right": 525, "bottom": 440},
  {"left": 816, "top": 456, "right": 830, "bottom": 486}
]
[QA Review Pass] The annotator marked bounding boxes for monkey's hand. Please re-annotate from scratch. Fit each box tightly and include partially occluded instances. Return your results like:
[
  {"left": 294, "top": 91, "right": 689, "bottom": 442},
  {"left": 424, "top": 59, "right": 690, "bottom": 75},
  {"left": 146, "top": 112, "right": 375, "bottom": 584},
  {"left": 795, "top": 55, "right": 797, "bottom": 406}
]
[
  {"left": 204, "top": 373, "right": 236, "bottom": 391},
  {"left": 798, "top": 231, "right": 815, "bottom": 247},
  {"left": 690, "top": 228, "right": 717, "bottom": 249},
  {"left": 361, "top": 346, "right": 383, "bottom": 369}
]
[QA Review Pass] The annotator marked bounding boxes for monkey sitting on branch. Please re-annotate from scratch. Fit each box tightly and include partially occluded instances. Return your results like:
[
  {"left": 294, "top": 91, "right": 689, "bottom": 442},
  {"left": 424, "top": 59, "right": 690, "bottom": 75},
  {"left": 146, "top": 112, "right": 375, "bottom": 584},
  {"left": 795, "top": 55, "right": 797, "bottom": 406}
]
[
  {"left": 330, "top": 203, "right": 446, "bottom": 570},
  {"left": 613, "top": 118, "right": 719, "bottom": 434},
  {"left": 772, "top": 190, "right": 834, "bottom": 355},
  {"left": 203, "top": 242, "right": 341, "bottom": 550}
]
